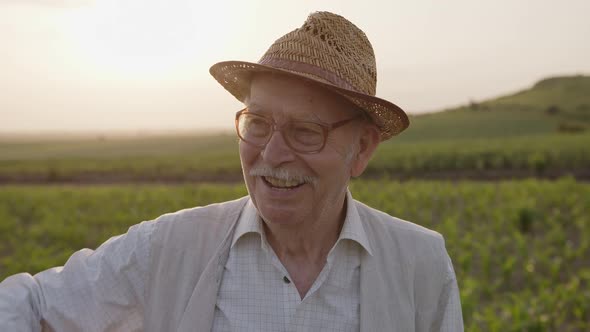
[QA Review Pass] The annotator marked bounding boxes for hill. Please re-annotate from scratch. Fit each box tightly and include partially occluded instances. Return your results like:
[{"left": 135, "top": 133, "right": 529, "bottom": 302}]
[
  {"left": 492, "top": 75, "right": 590, "bottom": 118},
  {"left": 394, "top": 75, "right": 590, "bottom": 143}
]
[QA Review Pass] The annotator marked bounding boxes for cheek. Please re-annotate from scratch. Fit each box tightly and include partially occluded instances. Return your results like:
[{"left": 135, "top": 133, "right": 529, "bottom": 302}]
[
  {"left": 303, "top": 152, "right": 351, "bottom": 187},
  {"left": 239, "top": 143, "right": 260, "bottom": 193},
  {"left": 239, "top": 142, "right": 260, "bottom": 167},
  {"left": 324, "top": 135, "right": 354, "bottom": 162}
]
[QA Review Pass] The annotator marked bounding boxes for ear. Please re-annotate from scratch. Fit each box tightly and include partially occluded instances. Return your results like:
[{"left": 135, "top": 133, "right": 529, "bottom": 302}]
[{"left": 350, "top": 123, "right": 381, "bottom": 177}]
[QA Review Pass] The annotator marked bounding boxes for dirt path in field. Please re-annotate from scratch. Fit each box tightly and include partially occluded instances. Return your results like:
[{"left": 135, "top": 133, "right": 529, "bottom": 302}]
[{"left": 1, "top": 169, "right": 589, "bottom": 185}]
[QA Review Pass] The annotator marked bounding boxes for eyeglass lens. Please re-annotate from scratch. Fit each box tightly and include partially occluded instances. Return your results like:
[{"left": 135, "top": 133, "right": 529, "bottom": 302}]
[{"left": 237, "top": 113, "right": 325, "bottom": 152}]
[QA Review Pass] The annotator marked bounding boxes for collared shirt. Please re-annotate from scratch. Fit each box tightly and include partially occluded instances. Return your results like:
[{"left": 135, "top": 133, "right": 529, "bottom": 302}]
[{"left": 212, "top": 194, "right": 372, "bottom": 332}]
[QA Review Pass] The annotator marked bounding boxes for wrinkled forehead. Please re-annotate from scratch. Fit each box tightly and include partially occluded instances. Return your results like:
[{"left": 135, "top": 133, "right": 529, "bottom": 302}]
[{"left": 246, "top": 72, "right": 358, "bottom": 122}]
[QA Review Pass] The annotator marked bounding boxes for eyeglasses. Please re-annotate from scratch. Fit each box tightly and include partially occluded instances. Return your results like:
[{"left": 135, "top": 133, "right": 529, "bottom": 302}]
[{"left": 235, "top": 108, "right": 361, "bottom": 153}]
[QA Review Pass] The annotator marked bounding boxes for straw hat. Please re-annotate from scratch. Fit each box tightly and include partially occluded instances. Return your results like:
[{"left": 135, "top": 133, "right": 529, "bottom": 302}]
[{"left": 210, "top": 11, "right": 409, "bottom": 140}]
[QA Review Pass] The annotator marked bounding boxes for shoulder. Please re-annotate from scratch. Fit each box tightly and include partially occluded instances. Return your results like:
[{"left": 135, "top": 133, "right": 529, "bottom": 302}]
[
  {"left": 353, "top": 199, "right": 451, "bottom": 277},
  {"left": 148, "top": 196, "right": 249, "bottom": 249},
  {"left": 354, "top": 199, "right": 444, "bottom": 248},
  {"left": 353, "top": 199, "right": 455, "bottom": 296},
  {"left": 153, "top": 196, "right": 248, "bottom": 225}
]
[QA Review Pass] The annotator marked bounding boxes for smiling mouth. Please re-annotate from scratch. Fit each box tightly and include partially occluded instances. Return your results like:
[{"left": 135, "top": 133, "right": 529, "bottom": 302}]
[{"left": 262, "top": 176, "right": 305, "bottom": 189}]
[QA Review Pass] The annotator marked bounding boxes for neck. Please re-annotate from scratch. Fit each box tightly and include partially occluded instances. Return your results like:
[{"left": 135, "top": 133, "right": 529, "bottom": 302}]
[{"left": 263, "top": 194, "right": 347, "bottom": 265}]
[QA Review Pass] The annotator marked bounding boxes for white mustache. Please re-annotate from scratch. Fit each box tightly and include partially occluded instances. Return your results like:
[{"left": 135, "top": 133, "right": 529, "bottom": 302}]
[{"left": 249, "top": 166, "right": 317, "bottom": 185}]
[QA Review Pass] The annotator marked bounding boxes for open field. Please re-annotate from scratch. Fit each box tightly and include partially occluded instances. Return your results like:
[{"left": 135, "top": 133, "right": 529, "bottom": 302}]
[
  {"left": 1, "top": 131, "right": 589, "bottom": 183},
  {"left": 0, "top": 179, "right": 588, "bottom": 331},
  {"left": 2, "top": 76, "right": 588, "bottom": 183}
]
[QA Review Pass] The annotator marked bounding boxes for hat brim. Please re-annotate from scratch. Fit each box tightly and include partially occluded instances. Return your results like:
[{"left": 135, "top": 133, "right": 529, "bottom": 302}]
[{"left": 210, "top": 60, "right": 409, "bottom": 141}]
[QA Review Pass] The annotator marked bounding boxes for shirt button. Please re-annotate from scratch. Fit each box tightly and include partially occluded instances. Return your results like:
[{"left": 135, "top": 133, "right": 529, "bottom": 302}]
[{"left": 283, "top": 276, "right": 291, "bottom": 284}]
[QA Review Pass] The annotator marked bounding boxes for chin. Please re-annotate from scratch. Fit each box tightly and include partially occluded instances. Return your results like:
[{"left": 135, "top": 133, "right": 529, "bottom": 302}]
[{"left": 257, "top": 203, "right": 304, "bottom": 226}]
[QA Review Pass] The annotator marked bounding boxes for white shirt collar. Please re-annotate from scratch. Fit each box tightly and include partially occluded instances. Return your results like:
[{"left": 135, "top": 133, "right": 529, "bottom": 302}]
[{"left": 231, "top": 190, "right": 373, "bottom": 256}]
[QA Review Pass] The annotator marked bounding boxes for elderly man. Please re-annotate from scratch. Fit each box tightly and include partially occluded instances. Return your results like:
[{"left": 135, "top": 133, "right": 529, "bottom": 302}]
[{"left": 0, "top": 11, "right": 463, "bottom": 331}]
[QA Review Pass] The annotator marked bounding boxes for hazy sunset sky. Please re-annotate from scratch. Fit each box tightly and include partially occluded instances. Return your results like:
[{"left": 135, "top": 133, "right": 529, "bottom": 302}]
[{"left": 1, "top": 0, "right": 589, "bottom": 134}]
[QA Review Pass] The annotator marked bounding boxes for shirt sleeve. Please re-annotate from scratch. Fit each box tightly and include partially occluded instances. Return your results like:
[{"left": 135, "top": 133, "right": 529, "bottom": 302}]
[
  {"left": 0, "top": 220, "right": 156, "bottom": 332},
  {"left": 436, "top": 254, "right": 464, "bottom": 332}
]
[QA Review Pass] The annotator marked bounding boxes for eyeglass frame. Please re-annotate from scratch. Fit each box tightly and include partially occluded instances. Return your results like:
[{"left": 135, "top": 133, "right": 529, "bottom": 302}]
[{"left": 234, "top": 108, "right": 364, "bottom": 154}]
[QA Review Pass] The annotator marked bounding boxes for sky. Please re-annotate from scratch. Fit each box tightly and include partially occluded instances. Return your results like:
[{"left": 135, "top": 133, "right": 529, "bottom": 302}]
[{"left": 1, "top": 0, "right": 589, "bottom": 135}]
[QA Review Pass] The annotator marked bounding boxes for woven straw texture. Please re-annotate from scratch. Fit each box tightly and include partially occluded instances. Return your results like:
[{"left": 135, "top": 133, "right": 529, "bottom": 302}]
[{"left": 210, "top": 11, "right": 409, "bottom": 140}]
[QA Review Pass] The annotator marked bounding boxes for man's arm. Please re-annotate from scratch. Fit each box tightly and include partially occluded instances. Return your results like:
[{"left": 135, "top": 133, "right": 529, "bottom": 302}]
[
  {"left": 0, "top": 220, "right": 155, "bottom": 332},
  {"left": 0, "top": 273, "right": 43, "bottom": 332},
  {"left": 434, "top": 253, "right": 464, "bottom": 332}
]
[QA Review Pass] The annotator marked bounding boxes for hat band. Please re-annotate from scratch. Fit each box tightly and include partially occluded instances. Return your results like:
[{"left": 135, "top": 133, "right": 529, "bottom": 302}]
[{"left": 258, "top": 58, "right": 361, "bottom": 93}]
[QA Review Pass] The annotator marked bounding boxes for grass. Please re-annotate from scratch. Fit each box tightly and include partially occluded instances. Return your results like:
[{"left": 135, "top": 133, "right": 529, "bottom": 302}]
[
  {"left": 0, "top": 179, "right": 588, "bottom": 331},
  {"left": 400, "top": 109, "right": 559, "bottom": 142}
]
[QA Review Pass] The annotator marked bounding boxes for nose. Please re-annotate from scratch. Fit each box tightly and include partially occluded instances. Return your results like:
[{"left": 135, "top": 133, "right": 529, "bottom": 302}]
[{"left": 261, "top": 130, "right": 296, "bottom": 167}]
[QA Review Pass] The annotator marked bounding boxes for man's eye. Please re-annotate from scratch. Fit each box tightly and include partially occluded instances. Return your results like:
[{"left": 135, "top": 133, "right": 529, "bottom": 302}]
[
  {"left": 249, "top": 118, "right": 267, "bottom": 127},
  {"left": 246, "top": 118, "right": 270, "bottom": 136},
  {"left": 292, "top": 124, "right": 323, "bottom": 144}
]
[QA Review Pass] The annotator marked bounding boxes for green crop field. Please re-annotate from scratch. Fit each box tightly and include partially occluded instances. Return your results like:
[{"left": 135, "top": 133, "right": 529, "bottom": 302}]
[
  {"left": 0, "top": 179, "right": 588, "bottom": 331},
  {"left": 1, "top": 131, "right": 588, "bottom": 182}
]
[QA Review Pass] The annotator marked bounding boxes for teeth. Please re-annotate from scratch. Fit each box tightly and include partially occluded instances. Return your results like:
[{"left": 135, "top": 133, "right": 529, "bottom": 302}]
[{"left": 264, "top": 176, "right": 303, "bottom": 188}]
